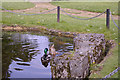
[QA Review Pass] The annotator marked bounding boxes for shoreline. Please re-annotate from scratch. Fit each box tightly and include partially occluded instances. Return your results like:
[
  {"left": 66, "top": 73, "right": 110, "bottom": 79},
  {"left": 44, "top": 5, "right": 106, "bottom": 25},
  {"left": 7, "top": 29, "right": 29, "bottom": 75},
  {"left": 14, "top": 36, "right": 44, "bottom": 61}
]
[{"left": 2, "top": 24, "right": 78, "bottom": 38}]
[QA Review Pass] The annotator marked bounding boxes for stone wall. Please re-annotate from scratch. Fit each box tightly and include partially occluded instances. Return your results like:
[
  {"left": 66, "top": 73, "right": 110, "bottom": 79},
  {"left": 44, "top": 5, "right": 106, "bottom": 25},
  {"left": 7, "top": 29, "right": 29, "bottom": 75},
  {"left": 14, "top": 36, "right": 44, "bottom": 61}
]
[
  {"left": 51, "top": 52, "right": 90, "bottom": 78},
  {"left": 74, "top": 33, "right": 106, "bottom": 64},
  {"left": 50, "top": 33, "right": 106, "bottom": 78},
  {"left": 2, "top": 25, "right": 77, "bottom": 38}
]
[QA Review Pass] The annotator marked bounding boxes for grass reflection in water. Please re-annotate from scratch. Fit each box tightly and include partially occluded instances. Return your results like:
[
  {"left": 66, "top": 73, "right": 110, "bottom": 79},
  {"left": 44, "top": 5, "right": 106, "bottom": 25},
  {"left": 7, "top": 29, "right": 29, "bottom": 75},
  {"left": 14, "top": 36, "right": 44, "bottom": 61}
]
[{"left": 2, "top": 32, "right": 73, "bottom": 78}]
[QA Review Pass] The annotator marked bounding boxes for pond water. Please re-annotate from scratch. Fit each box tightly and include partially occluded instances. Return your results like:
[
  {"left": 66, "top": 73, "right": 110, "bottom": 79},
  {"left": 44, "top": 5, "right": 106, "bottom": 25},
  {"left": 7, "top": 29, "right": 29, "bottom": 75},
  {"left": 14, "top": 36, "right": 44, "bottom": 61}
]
[{"left": 2, "top": 32, "right": 73, "bottom": 78}]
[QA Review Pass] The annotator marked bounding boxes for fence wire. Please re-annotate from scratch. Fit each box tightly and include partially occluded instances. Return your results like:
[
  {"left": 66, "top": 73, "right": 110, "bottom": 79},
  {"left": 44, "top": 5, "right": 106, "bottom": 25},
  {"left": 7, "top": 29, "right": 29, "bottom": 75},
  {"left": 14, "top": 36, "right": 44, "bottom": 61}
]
[
  {"left": 0, "top": 5, "right": 120, "bottom": 80},
  {"left": 100, "top": 67, "right": 120, "bottom": 80},
  {"left": 61, "top": 8, "right": 106, "bottom": 20},
  {"left": 110, "top": 11, "right": 120, "bottom": 30},
  {"left": 1, "top": 6, "right": 119, "bottom": 30},
  {"left": 0, "top": 6, "right": 57, "bottom": 15}
]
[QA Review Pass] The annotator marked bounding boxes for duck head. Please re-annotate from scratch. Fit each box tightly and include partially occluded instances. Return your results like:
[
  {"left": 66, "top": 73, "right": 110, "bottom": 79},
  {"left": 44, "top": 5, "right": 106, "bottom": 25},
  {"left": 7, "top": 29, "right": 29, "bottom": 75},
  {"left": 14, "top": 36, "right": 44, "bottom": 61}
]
[{"left": 44, "top": 48, "right": 48, "bottom": 55}]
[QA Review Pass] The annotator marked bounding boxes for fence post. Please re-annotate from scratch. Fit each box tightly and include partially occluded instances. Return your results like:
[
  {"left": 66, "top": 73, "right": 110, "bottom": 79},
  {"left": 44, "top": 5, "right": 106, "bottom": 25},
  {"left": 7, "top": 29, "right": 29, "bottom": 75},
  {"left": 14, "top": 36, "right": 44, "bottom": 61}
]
[
  {"left": 106, "top": 9, "right": 110, "bottom": 29},
  {"left": 57, "top": 6, "right": 60, "bottom": 23}
]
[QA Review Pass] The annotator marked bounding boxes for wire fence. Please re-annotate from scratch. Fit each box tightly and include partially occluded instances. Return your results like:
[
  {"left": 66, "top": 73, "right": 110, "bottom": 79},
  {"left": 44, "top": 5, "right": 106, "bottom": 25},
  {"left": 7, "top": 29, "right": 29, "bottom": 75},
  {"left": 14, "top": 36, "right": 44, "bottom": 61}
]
[
  {"left": 110, "top": 11, "right": 120, "bottom": 30},
  {"left": 0, "top": 6, "right": 119, "bottom": 29},
  {"left": 0, "top": 6, "right": 120, "bottom": 79},
  {"left": 61, "top": 8, "right": 106, "bottom": 20},
  {"left": 0, "top": 6, "right": 57, "bottom": 15},
  {"left": 61, "top": 8, "right": 119, "bottom": 30},
  {"left": 100, "top": 67, "right": 120, "bottom": 80}
]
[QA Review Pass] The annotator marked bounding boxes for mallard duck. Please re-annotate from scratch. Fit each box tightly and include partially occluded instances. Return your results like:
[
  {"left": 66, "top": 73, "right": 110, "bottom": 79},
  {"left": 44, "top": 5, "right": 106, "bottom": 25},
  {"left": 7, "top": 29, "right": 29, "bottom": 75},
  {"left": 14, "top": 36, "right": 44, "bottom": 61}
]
[
  {"left": 49, "top": 44, "right": 60, "bottom": 56},
  {"left": 41, "top": 44, "right": 59, "bottom": 63},
  {"left": 41, "top": 48, "right": 51, "bottom": 63}
]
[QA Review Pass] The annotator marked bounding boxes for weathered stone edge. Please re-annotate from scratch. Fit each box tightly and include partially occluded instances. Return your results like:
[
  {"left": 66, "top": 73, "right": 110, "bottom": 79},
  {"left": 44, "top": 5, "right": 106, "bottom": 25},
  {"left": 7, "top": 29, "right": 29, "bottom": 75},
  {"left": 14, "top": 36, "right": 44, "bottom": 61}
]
[{"left": 2, "top": 24, "right": 79, "bottom": 38}]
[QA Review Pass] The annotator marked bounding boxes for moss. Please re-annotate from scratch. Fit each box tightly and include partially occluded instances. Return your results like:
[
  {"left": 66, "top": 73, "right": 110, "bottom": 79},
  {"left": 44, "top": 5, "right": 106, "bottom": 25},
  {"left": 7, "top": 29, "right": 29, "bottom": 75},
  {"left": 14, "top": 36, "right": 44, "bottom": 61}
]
[
  {"left": 67, "top": 51, "right": 75, "bottom": 58},
  {"left": 79, "top": 54, "right": 84, "bottom": 57},
  {"left": 67, "top": 62, "right": 71, "bottom": 78},
  {"left": 65, "top": 57, "right": 69, "bottom": 60},
  {"left": 88, "top": 54, "right": 91, "bottom": 64}
]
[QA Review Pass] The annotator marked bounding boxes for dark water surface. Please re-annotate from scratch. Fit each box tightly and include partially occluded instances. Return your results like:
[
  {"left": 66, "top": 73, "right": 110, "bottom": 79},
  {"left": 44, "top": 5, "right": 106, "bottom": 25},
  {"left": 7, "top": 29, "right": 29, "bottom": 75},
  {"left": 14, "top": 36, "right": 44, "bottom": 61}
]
[{"left": 2, "top": 32, "right": 73, "bottom": 78}]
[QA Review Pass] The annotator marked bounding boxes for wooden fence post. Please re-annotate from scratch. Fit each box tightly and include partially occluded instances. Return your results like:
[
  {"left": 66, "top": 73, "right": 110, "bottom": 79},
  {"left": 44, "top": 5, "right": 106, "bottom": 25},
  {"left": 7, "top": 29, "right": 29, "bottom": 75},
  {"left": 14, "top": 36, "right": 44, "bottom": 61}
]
[
  {"left": 57, "top": 6, "right": 60, "bottom": 22},
  {"left": 106, "top": 9, "right": 110, "bottom": 29}
]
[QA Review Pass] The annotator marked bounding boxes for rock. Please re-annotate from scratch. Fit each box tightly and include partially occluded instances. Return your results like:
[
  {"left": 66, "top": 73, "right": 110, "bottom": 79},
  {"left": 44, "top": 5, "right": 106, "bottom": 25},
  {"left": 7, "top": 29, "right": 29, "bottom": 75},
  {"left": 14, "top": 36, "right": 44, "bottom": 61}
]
[
  {"left": 51, "top": 51, "right": 89, "bottom": 78},
  {"left": 69, "top": 55, "right": 89, "bottom": 78},
  {"left": 51, "top": 33, "right": 106, "bottom": 78},
  {"left": 74, "top": 33, "right": 106, "bottom": 64}
]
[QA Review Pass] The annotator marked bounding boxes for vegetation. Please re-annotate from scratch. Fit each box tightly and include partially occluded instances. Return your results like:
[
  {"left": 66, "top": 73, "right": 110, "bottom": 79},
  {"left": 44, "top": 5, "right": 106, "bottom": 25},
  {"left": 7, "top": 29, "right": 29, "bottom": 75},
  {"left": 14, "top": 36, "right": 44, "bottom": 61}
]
[
  {"left": 89, "top": 45, "right": 118, "bottom": 78},
  {"left": 1, "top": 0, "right": 25, "bottom": 2},
  {"left": 2, "top": 11, "right": 118, "bottom": 78},
  {"left": 51, "top": 2, "right": 118, "bottom": 15},
  {"left": 2, "top": 12, "right": 118, "bottom": 40},
  {"left": 1, "top": 1, "right": 119, "bottom": 78},
  {"left": 2, "top": 2, "right": 35, "bottom": 10},
  {"left": 52, "top": 0, "right": 120, "bottom": 1}
]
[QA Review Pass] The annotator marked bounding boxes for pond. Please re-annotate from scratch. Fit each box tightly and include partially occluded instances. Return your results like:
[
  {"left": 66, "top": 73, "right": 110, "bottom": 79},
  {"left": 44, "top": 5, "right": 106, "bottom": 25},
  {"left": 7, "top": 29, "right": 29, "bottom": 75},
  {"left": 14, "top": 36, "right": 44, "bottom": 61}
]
[{"left": 2, "top": 32, "right": 73, "bottom": 78}]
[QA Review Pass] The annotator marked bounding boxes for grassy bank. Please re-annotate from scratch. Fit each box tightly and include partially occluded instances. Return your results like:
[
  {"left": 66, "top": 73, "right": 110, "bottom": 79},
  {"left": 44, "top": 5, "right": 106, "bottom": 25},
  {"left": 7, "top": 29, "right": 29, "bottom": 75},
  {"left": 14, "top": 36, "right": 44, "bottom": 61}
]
[
  {"left": 51, "top": 2, "right": 118, "bottom": 15},
  {"left": 2, "top": 12, "right": 118, "bottom": 40},
  {"left": 89, "top": 45, "right": 118, "bottom": 78},
  {"left": 2, "top": 2, "right": 35, "bottom": 10},
  {"left": 52, "top": 0, "right": 119, "bottom": 2},
  {"left": 1, "top": 11, "right": 118, "bottom": 78}
]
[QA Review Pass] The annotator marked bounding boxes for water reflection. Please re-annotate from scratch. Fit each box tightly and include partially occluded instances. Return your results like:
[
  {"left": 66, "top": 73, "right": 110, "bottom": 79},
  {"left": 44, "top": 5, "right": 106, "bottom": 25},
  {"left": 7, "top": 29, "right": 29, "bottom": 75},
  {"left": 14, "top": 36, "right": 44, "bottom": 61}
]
[{"left": 2, "top": 32, "right": 73, "bottom": 78}]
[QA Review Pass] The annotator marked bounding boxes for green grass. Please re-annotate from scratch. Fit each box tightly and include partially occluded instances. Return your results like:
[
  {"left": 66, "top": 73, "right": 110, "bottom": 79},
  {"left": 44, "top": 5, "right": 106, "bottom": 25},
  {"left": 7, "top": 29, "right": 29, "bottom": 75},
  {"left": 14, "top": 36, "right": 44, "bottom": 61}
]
[
  {"left": 52, "top": 0, "right": 120, "bottom": 2},
  {"left": 2, "top": 2, "right": 35, "bottom": 10},
  {"left": 1, "top": 12, "right": 119, "bottom": 78},
  {"left": 1, "top": 0, "right": 25, "bottom": 2},
  {"left": 89, "top": 45, "right": 118, "bottom": 78},
  {"left": 2, "top": 12, "right": 118, "bottom": 40},
  {"left": 51, "top": 2, "right": 118, "bottom": 15}
]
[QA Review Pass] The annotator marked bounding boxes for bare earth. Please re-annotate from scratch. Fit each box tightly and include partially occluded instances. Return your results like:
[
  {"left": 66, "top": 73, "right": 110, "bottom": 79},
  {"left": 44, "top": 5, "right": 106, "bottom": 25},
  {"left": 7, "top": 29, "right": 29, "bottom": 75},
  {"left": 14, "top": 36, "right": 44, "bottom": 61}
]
[{"left": 2, "top": 2, "right": 118, "bottom": 20}]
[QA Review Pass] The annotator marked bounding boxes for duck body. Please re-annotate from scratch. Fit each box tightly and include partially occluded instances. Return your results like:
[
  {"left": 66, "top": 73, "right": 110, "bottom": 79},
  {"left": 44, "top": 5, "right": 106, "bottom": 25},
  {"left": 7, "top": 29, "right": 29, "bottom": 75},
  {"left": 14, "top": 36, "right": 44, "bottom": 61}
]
[
  {"left": 41, "top": 54, "right": 51, "bottom": 67},
  {"left": 41, "top": 45, "right": 59, "bottom": 66},
  {"left": 41, "top": 48, "right": 51, "bottom": 67},
  {"left": 41, "top": 54, "right": 51, "bottom": 63},
  {"left": 49, "top": 44, "right": 59, "bottom": 56}
]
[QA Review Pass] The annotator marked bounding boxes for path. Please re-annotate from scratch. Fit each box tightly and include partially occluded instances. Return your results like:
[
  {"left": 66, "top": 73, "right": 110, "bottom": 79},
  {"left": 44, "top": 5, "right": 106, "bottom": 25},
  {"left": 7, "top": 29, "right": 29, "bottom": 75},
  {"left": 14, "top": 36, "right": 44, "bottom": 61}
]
[{"left": 2, "top": 2, "right": 118, "bottom": 20}]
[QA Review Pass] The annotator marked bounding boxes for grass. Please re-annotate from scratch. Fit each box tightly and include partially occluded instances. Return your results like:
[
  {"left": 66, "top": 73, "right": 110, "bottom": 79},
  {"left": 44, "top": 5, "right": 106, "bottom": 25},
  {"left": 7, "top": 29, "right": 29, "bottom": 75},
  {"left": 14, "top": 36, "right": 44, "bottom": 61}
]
[
  {"left": 1, "top": 11, "right": 119, "bottom": 78},
  {"left": 51, "top": 2, "right": 118, "bottom": 15},
  {"left": 2, "top": 2, "right": 35, "bottom": 10},
  {"left": 1, "top": 0, "right": 25, "bottom": 2},
  {"left": 2, "top": 12, "right": 118, "bottom": 40},
  {"left": 52, "top": 0, "right": 120, "bottom": 2},
  {"left": 89, "top": 45, "right": 118, "bottom": 78},
  {"left": 1, "top": 1, "right": 119, "bottom": 78}
]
